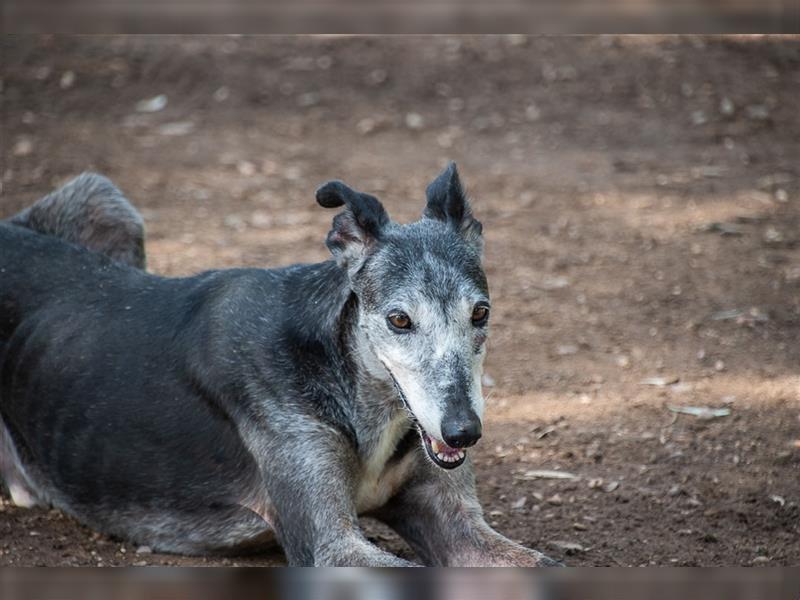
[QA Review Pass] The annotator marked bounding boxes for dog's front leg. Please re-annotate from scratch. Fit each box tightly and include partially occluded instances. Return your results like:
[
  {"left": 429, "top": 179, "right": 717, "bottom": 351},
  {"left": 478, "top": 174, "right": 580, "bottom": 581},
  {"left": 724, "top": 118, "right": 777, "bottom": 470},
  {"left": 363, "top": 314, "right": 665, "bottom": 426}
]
[
  {"left": 246, "top": 421, "right": 415, "bottom": 567},
  {"left": 376, "top": 458, "right": 561, "bottom": 566}
]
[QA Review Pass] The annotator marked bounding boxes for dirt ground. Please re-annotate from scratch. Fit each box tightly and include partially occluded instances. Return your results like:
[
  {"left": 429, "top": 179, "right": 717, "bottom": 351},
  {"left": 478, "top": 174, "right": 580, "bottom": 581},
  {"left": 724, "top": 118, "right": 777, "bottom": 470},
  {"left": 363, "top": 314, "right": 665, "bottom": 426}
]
[{"left": 1, "top": 35, "right": 799, "bottom": 567}]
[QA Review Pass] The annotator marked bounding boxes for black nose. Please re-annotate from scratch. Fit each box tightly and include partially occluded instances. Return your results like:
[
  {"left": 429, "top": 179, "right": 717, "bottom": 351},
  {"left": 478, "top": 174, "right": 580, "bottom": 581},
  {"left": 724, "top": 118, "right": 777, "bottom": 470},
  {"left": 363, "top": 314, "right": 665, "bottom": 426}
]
[{"left": 441, "top": 413, "right": 482, "bottom": 448}]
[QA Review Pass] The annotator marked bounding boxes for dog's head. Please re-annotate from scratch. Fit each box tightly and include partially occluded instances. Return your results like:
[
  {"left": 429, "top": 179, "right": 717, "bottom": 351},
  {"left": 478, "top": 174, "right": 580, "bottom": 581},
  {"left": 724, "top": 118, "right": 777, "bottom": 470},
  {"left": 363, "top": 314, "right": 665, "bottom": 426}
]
[{"left": 317, "top": 163, "right": 488, "bottom": 470}]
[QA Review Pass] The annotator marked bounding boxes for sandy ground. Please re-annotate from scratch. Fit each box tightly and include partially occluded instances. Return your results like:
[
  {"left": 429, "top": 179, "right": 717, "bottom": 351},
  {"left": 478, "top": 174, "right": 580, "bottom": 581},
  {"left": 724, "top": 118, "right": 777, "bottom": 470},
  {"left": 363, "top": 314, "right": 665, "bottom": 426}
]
[{"left": 1, "top": 35, "right": 799, "bottom": 566}]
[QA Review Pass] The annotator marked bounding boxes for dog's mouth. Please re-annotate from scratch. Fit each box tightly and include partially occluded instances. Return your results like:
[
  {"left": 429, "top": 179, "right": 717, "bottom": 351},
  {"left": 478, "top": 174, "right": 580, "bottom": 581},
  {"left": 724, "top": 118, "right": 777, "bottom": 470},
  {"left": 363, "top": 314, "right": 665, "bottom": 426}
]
[
  {"left": 419, "top": 427, "right": 467, "bottom": 470},
  {"left": 378, "top": 357, "right": 470, "bottom": 470}
]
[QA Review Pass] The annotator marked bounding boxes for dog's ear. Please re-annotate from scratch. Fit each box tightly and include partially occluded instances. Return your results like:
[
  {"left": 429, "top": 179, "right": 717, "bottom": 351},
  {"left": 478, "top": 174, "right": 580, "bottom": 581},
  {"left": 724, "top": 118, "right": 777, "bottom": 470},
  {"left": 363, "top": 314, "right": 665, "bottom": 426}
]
[
  {"left": 423, "top": 162, "right": 483, "bottom": 253},
  {"left": 316, "top": 180, "right": 389, "bottom": 271}
]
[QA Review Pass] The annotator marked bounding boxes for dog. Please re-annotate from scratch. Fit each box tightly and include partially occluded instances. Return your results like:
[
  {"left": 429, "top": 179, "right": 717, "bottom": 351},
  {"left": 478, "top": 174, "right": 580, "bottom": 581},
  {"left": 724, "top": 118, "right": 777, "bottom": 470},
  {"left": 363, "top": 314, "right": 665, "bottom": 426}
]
[{"left": 0, "top": 165, "right": 559, "bottom": 566}]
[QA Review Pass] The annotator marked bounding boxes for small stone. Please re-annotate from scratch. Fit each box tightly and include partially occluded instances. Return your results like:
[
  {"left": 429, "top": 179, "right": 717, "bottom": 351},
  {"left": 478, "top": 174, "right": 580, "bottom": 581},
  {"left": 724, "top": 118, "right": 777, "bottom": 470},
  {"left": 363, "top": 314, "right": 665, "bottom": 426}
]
[
  {"left": 763, "top": 227, "right": 784, "bottom": 244},
  {"left": 356, "top": 117, "right": 377, "bottom": 135},
  {"left": 585, "top": 440, "right": 603, "bottom": 461},
  {"left": 525, "top": 104, "right": 542, "bottom": 122},
  {"left": 136, "top": 94, "right": 168, "bottom": 113},
  {"left": 714, "top": 360, "right": 725, "bottom": 372},
  {"left": 745, "top": 105, "right": 770, "bottom": 120},
  {"left": 506, "top": 34, "right": 528, "bottom": 47},
  {"left": 236, "top": 161, "right": 256, "bottom": 177},
  {"left": 157, "top": 121, "right": 194, "bottom": 136},
  {"left": 213, "top": 86, "right": 230, "bottom": 102},
  {"left": 250, "top": 211, "right": 272, "bottom": 229},
  {"left": 769, "top": 495, "right": 785, "bottom": 507},
  {"left": 719, "top": 97, "right": 734, "bottom": 116},
  {"left": 640, "top": 376, "right": 679, "bottom": 387},
  {"left": 546, "top": 494, "right": 563, "bottom": 506},
  {"left": 367, "top": 69, "right": 387, "bottom": 86},
  {"left": 690, "top": 110, "right": 707, "bottom": 126},
  {"left": 297, "top": 92, "right": 320, "bottom": 107},
  {"left": 405, "top": 113, "right": 424, "bottom": 130},
  {"left": 13, "top": 137, "right": 34, "bottom": 157},
  {"left": 135, "top": 545, "right": 152, "bottom": 555},
  {"left": 774, "top": 189, "right": 788, "bottom": 203},
  {"left": 752, "top": 556, "right": 770, "bottom": 564},
  {"left": 448, "top": 98, "right": 465, "bottom": 112},
  {"left": 511, "top": 497, "right": 527, "bottom": 510},
  {"left": 59, "top": 70, "right": 76, "bottom": 89}
]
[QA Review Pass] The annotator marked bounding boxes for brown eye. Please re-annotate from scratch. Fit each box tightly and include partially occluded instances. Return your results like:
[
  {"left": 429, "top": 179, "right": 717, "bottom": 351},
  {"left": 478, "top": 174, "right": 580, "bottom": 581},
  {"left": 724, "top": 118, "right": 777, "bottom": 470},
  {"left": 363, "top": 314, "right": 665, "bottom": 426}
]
[
  {"left": 387, "top": 312, "right": 412, "bottom": 331},
  {"left": 471, "top": 304, "right": 489, "bottom": 325}
]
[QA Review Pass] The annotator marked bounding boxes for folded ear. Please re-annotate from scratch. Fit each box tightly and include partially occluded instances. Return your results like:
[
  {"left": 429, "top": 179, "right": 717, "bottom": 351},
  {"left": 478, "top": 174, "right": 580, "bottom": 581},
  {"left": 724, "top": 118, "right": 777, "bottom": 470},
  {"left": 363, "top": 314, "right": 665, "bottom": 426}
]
[
  {"left": 423, "top": 162, "right": 483, "bottom": 253},
  {"left": 316, "top": 180, "right": 389, "bottom": 272}
]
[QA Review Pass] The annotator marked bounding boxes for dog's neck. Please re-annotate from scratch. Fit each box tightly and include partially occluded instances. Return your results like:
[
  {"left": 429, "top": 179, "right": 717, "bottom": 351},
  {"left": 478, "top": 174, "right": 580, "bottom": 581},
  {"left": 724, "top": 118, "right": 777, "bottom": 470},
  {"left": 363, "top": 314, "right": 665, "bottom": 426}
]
[{"left": 320, "top": 270, "right": 411, "bottom": 456}]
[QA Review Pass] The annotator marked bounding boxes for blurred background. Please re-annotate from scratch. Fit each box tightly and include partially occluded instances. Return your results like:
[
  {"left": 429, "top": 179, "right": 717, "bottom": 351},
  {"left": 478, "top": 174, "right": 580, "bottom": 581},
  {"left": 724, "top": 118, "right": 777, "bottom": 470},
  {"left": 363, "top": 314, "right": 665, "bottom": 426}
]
[{"left": 0, "top": 35, "right": 799, "bottom": 567}]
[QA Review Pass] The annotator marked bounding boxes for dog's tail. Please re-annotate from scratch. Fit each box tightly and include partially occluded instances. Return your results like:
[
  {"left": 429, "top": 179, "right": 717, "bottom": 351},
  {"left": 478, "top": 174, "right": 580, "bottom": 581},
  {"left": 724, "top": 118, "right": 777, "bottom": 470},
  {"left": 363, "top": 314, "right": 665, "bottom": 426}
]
[{"left": 7, "top": 173, "right": 147, "bottom": 269}]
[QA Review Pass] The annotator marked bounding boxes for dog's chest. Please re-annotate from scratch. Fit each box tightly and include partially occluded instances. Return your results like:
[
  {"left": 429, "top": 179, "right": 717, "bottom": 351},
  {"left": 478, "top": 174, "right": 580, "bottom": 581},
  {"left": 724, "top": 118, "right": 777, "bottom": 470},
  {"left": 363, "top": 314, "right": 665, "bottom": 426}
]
[{"left": 355, "top": 414, "right": 417, "bottom": 514}]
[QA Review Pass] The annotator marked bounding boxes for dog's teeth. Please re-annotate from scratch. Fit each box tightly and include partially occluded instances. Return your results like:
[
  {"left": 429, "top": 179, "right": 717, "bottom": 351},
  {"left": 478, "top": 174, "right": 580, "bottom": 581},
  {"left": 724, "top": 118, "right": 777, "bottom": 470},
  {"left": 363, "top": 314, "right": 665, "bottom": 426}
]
[{"left": 430, "top": 439, "right": 441, "bottom": 454}]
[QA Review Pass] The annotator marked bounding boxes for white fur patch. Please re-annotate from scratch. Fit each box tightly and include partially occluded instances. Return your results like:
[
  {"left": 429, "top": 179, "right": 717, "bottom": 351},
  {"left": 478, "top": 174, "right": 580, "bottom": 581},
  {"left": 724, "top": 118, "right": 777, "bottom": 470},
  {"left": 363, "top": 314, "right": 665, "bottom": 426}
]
[
  {"left": 0, "top": 417, "right": 42, "bottom": 508},
  {"left": 356, "top": 413, "right": 416, "bottom": 513}
]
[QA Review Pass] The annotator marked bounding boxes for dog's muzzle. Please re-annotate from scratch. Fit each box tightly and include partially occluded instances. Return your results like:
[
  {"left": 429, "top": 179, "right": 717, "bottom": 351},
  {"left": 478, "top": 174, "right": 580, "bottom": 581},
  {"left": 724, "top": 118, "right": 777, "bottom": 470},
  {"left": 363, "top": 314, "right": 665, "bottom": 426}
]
[{"left": 379, "top": 357, "right": 480, "bottom": 470}]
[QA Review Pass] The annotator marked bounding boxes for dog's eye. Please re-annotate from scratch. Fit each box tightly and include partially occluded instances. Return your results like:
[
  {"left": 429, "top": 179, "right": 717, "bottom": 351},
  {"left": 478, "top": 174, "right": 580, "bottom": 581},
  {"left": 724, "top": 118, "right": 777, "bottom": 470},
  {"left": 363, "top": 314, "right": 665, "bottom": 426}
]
[
  {"left": 387, "top": 312, "right": 412, "bottom": 331},
  {"left": 471, "top": 304, "right": 489, "bottom": 325}
]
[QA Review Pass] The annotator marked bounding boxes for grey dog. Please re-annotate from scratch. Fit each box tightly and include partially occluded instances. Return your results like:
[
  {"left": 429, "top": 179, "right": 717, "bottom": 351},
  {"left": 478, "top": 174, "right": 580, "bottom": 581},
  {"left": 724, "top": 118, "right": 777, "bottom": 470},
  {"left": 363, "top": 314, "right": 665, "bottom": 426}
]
[{"left": 0, "top": 164, "right": 559, "bottom": 566}]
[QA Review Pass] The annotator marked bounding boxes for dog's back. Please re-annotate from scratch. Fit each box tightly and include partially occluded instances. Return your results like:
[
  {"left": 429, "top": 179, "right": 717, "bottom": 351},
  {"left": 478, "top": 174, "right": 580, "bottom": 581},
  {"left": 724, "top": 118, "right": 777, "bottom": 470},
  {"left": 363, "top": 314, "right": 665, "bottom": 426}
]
[
  {"left": 1, "top": 201, "right": 270, "bottom": 554},
  {"left": 7, "top": 173, "right": 146, "bottom": 270}
]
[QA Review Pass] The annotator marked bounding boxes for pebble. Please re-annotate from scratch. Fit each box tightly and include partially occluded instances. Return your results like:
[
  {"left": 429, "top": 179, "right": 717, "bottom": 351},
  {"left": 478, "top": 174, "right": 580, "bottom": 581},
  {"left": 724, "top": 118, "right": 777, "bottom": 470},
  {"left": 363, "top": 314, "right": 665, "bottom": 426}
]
[
  {"left": 356, "top": 117, "right": 377, "bottom": 135},
  {"left": 135, "top": 545, "right": 152, "bottom": 555},
  {"left": 690, "top": 110, "right": 707, "bottom": 126},
  {"left": 13, "top": 137, "right": 34, "bottom": 157},
  {"left": 136, "top": 94, "right": 168, "bottom": 113},
  {"left": 404, "top": 112, "right": 424, "bottom": 130},
  {"left": 366, "top": 69, "right": 387, "bottom": 86},
  {"left": 525, "top": 104, "right": 542, "bottom": 122},
  {"left": 213, "top": 86, "right": 230, "bottom": 102},
  {"left": 556, "top": 344, "right": 579, "bottom": 356},
  {"left": 745, "top": 105, "right": 770, "bottom": 120},
  {"left": 236, "top": 161, "right": 256, "bottom": 177},
  {"left": 59, "top": 70, "right": 76, "bottom": 89},
  {"left": 158, "top": 121, "right": 194, "bottom": 136},
  {"left": 296, "top": 92, "right": 320, "bottom": 107},
  {"left": 719, "top": 97, "right": 734, "bottom": 116}
]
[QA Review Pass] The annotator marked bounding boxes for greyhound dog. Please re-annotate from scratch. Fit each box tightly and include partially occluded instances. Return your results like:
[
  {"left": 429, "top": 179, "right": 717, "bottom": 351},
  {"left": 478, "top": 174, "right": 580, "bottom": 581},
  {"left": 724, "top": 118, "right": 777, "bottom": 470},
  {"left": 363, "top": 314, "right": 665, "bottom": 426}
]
[{"left": 0, "top": 165, "right": 559, "bottom": 566}]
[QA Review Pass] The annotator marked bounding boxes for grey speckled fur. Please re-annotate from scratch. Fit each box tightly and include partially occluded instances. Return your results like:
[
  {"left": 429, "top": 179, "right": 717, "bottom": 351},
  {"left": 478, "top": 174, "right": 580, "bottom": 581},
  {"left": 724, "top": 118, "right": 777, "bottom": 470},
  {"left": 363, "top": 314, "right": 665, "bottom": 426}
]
[{"left": 0, "top": 167, "right": 560, "bottom": 566}]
